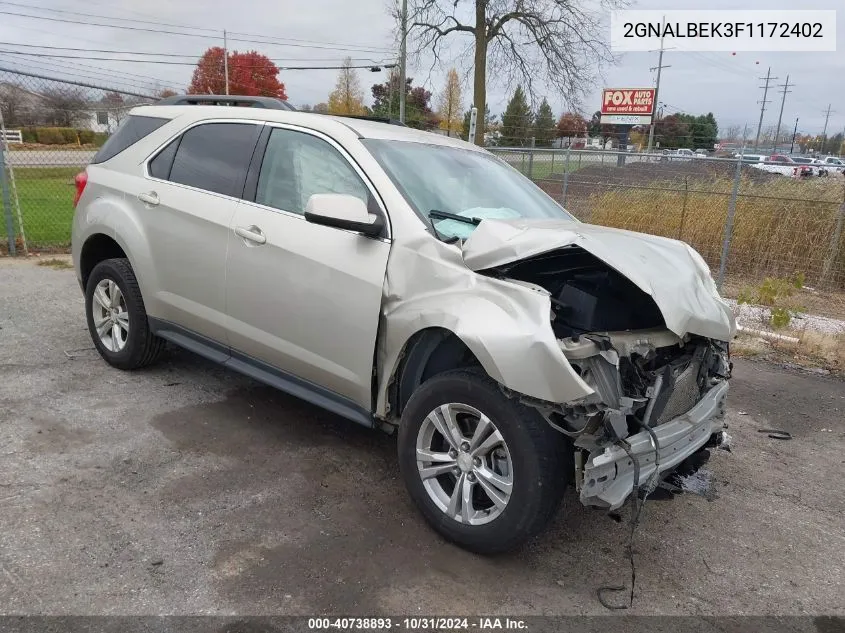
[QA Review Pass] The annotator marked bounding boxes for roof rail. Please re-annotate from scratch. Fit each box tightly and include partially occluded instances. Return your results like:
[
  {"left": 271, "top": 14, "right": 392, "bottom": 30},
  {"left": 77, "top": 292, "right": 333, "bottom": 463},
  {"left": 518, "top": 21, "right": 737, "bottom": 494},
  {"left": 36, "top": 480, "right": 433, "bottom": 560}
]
[
  {"left": 155, "top": 94, "right": 297, "bottom": 111},
  {"left": 327, "top": 113, "right": 407, "bottom": 127}
]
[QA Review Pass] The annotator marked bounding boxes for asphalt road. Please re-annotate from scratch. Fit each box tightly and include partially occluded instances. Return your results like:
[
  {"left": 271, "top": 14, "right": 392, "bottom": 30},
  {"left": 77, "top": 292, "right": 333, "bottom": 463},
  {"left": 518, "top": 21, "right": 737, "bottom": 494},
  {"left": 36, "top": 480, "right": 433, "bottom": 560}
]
[{"left": 1, "top": 257, "right": 843, "bottom": 617}]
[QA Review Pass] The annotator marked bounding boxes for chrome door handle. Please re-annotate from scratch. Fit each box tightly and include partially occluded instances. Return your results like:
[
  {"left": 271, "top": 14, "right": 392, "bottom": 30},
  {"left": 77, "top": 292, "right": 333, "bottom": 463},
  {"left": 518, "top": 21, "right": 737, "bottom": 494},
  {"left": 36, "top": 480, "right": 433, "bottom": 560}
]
[
  {"left": 138, "top": 191, "right": 159, "bottom": 206},
  {"left": 235, "top": 225, "right": 266, "bottom": 245}
]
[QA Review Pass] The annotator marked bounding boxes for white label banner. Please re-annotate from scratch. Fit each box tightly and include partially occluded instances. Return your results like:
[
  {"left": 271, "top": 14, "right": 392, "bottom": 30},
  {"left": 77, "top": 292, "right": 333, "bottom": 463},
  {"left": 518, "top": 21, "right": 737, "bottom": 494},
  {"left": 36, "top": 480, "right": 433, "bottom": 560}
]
[
  {"left": 601, "top": 115, "right": 653, "bottom": 125},
  {"left": 610, "top": 10, "right": 837, "bottom": 52}
]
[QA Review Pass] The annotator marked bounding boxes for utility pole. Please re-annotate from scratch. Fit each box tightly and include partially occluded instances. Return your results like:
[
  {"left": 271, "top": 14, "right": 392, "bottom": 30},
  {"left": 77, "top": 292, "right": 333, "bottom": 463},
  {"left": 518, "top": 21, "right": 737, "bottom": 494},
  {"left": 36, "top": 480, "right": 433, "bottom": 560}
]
[
  {"left": 646, "top": 16, "right": 670, "bottom": 153},
  {"left": 773, "top": 74, "right": 792, "bottom": 153},
  {"left": 398, "top": 0, "right": 408, "bottom": 123},
  {"left": 754, "top": 67, "right": 776, "bottom": 149},
  {"left": 821, "top": 104, "right": 833, "bottom": 154},
  {"left": 790, "top": 117, "right": 799, "bottom": 154},
  {"left": 223, "top": 30, "right": 230, "bottom": 95}
]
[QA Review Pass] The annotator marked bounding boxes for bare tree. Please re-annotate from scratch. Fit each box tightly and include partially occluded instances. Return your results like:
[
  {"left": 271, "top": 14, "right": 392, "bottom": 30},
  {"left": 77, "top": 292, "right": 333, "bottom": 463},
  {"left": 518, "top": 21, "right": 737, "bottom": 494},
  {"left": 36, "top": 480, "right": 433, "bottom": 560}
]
[
  {"left": 0, "top": 82, "right": 28, "bottom": 127},
  {"left": 40, "top": 87, "right": 90, "bottom": 127},
  {"left": 722, "top": 124, "right": 743, "bottom": 142},
  {"left": 408, "top": 0, "right": 618, "bottom": 145}
]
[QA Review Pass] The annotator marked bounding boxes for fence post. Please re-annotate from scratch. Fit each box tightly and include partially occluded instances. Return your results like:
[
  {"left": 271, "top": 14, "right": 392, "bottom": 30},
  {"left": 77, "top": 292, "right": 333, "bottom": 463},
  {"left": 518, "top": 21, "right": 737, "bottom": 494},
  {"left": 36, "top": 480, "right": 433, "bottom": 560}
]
[
  {"left": 561, "top": 144, "right": 572, "bottom": 208},
  {"left": 678, "top": 176, "right": 689, "bottom": 241},
  {"left": 717, "top": 153, "right": 744, "bottom": 291},
  {"left": 527, "top": 137, "right": 535, "bottom": 179},
  {"left": 821, "top": 183, "right": 845, "bottom": 286},
  {"left": 0, "top": 137, "right": 15, "bottom": 256}
]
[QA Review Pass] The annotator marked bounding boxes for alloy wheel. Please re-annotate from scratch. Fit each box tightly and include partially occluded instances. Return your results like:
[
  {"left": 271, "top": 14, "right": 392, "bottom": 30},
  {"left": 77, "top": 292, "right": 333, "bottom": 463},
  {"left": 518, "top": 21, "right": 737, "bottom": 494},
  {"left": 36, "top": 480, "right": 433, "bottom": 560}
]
[{"left": 416, "top": 403, "right": 513, "bottom": 526}]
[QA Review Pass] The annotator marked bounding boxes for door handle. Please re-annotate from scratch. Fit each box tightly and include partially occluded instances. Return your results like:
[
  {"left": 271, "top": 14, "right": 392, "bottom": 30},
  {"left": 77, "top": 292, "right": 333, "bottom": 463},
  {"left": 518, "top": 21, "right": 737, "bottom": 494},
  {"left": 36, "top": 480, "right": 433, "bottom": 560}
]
[
  {"left": 235, "top": 225, "right": 266, "bottom": 245},
  {"left": 138, "top": 191, "right": 159, "bottom": 206}
]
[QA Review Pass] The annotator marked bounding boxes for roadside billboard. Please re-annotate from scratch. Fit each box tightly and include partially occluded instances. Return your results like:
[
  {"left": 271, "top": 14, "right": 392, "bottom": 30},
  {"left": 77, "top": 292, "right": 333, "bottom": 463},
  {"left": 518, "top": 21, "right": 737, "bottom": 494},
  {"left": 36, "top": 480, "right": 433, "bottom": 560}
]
[{"left": 600, "top": 88, "right": 655, "bottom": 125}]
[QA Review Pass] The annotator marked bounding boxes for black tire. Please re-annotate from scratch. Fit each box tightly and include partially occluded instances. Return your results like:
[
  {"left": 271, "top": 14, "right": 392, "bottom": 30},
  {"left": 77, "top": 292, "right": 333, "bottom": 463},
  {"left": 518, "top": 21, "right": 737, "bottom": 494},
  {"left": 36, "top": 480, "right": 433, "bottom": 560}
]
[
  {"left": 398, "top": 368, "right": 571, "bottom": 554},
  {"left": 85, "top": 258, "right": 165, "bottom": 370}
]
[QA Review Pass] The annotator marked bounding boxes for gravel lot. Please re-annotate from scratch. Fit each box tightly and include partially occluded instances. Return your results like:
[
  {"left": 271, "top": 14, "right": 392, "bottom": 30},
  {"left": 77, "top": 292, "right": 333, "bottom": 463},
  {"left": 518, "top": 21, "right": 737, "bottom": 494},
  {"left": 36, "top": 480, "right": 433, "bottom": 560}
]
[{"left": 1, "top": 257, "right": 844, "bottom": 617}]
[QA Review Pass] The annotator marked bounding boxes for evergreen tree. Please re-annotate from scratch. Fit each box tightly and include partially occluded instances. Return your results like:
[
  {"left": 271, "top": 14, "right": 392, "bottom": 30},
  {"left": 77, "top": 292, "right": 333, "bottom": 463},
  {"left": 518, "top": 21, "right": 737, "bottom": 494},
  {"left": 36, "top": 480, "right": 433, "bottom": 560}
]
[
  {"left": 500, "top": 86, "right": 532, "bottom": 147},
  {"left": 533, "top": 98, "right": 556, "bottom": 147}
]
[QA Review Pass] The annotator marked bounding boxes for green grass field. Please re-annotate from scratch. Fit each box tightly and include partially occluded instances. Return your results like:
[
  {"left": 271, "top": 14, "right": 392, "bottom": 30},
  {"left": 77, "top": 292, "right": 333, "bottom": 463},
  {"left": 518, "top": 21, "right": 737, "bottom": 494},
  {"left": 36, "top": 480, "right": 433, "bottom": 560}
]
[{"left": 3, "top": 167, "right": 78, "bottom": 248}]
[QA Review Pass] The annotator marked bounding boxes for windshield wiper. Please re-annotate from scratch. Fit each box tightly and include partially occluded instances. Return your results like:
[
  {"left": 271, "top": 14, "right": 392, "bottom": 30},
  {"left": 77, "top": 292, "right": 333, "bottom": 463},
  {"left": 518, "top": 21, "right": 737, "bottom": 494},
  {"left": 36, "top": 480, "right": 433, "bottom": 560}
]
[{"left": 428, "top": 209, "right": 482, "bottom": 226}]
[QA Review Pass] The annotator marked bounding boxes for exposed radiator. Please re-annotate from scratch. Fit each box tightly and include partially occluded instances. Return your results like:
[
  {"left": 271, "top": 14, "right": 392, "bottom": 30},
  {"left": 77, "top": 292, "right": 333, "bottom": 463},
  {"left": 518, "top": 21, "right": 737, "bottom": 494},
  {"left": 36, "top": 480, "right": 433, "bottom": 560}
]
[{"left": 656, "top": 359, "right": 703, "bottom": 425}]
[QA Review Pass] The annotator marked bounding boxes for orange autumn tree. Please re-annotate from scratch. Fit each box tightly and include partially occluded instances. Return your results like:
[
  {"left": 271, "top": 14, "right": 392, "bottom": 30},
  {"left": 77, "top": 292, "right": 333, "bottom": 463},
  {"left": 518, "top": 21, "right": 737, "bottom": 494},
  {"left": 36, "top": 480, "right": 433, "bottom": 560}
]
[{"left": 188, "top": 47, "right": 287, "bottom": 100}]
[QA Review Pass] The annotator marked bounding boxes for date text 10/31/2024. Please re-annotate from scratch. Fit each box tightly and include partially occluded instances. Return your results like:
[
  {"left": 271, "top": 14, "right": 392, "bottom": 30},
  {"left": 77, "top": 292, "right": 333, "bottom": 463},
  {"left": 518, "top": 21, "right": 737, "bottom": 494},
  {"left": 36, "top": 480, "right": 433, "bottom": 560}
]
[{"left": 308, "top": 617, "right": 529, "bottom": 630}]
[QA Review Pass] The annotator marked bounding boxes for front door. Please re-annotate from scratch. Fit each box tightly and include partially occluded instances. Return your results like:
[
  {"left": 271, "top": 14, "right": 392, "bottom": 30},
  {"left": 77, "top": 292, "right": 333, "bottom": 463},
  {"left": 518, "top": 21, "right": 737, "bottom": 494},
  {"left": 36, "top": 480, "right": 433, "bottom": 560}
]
[{"left": 225, "top": 126, "right": 390, "bottom": 411}]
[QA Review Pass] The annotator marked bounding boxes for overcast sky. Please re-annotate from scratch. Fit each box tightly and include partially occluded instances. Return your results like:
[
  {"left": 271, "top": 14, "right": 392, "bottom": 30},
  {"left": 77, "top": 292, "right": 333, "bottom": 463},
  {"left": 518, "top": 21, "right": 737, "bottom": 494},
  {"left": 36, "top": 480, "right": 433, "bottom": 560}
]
[{"left": 0, "top": 0, "right": 842, "bottom": 137}]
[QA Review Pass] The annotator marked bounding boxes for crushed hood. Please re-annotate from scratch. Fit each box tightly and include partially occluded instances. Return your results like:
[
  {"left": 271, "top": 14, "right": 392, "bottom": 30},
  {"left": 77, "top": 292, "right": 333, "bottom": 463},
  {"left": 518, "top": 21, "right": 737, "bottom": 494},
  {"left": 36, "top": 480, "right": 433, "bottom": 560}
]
[{"left": 462, "top": 219, "right": 736, "bottom": 341}]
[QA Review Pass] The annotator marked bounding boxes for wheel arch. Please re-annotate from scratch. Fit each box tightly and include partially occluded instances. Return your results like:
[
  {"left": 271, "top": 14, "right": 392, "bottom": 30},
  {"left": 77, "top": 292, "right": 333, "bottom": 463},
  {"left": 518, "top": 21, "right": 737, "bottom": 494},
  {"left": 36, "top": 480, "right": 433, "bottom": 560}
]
[
  {"left": 387, "top": 327, "right": 489, "bottom": 420},
  {"left": 79, "top": 233, "right": 127, "bottom": 288}
]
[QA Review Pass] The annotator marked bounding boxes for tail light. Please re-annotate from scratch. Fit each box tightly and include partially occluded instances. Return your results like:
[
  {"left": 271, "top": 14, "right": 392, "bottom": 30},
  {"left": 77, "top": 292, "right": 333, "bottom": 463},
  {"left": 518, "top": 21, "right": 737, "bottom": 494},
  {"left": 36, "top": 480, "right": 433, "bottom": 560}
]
[{"left": 73, "top": 170, "right": 88, "bottom": 208}]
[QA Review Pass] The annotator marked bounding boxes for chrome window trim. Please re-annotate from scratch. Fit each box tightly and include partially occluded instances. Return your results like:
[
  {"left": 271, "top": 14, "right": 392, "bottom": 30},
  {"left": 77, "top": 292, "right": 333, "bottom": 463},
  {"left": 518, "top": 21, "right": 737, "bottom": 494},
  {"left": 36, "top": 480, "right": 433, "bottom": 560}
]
[
  {"left": 141, "top": 118, "right": 392, "bottom": 241},
  {"left": 255, "top": 122, "right": 392, "bottom": 241},
  {"left": 142, "top": 118, "right": 266, "bottom": 204}
]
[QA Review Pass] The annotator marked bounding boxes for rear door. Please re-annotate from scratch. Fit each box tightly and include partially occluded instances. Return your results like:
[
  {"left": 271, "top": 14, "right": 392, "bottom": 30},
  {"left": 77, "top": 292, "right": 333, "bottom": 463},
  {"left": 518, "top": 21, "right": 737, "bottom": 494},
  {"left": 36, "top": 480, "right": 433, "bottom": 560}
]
[
  {"left": 136, "top": 120, "right": 262, "bottom": 344},
  {"left": 224, "top": 125, "right": 391, "bottom": 412}
]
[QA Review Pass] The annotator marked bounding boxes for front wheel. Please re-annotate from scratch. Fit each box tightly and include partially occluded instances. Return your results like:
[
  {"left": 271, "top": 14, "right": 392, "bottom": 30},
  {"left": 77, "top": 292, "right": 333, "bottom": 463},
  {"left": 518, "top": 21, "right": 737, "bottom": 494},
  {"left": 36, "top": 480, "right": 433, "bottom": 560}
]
[{"left": 398, "top": 369, "right": 571, "bottom": 554}]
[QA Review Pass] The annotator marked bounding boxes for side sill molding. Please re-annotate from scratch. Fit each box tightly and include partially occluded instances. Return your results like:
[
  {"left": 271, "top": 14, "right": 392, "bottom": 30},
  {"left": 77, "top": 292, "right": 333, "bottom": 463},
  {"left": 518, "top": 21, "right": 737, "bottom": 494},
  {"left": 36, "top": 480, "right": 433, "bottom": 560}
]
[{"left": 149, "top": 318, "right": 374, "bottom": 428}]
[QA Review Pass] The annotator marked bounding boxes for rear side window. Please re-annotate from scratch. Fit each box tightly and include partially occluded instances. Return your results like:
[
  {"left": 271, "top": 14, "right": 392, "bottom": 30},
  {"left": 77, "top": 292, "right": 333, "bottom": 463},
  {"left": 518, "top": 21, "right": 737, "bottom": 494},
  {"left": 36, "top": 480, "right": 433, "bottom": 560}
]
[
  {"left": 168, "top": 123, "right": 261, "bottom": 197},
  {"left": 148, "top": 139, "right": 179, "bottom": 180},
  {"left": 91, "top": 115, "right": 168, "bottom": 164}
]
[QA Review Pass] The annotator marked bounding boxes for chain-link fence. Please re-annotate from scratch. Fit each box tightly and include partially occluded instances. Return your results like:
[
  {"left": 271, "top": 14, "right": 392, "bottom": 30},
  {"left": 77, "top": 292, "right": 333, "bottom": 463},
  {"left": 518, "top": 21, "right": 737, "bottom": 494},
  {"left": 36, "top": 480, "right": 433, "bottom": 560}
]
[
  {"left": 490, "top": 147, "right": 845, "bottom": 323},
  {"left": 3, "top": 68, "right": 845, "bottom": 324},
  {"left": 1, "top": 67, "right": 155, "bottom": 254}
]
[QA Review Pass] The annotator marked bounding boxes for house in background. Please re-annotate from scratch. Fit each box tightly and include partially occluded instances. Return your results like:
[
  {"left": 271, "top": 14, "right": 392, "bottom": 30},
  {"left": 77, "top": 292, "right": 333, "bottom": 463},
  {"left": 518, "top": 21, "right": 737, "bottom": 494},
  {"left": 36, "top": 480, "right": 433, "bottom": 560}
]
[{"left": 0, "top": 81, "right": 137, "bottom": 133}]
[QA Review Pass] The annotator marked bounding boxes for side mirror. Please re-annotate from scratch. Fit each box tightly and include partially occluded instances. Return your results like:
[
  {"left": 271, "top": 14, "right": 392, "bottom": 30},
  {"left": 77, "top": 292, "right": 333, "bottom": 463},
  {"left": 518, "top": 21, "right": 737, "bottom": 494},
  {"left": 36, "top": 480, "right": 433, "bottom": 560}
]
[{"left": 304, "top": 194, "right": 384, "bottom": 237}]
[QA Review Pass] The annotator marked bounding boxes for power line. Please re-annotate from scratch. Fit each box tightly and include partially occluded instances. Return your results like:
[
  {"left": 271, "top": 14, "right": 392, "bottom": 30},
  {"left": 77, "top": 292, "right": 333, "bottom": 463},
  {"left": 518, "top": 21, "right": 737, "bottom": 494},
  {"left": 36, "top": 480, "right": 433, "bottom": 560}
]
[
  {"left": 0, "top": 42, "right": 387, "bottom": 63},
  {"left": 0, "top": 50, "right": 393, "bottom": 70},
  {"left": 0, "top": 55, "right": 164, "bottom": 93},
  {"left": 71, "top": 0, "right": 394, "bottom": 58},
  {"left": 0, "top": 1, "right": 218, "bottom": 33},
  {"left": 753, "top": 66, "right": 776, "bottom": 149},
  {"left": 0, "top": 7, "right": 394, "bottom": 53},
  {"left": 0, "top": 0, "right": 395, "bottom": 52},
  {"left": 0, "top": 52, "right": 394, "bottom": 75},
  {"left": 0, "top": 64, "right": 155, "bottom": 98}
]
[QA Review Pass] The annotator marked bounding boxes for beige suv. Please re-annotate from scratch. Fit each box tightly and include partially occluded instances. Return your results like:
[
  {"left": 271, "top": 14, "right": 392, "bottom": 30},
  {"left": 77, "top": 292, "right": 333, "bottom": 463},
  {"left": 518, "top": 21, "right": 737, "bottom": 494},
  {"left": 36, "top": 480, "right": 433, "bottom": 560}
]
[{"left": 72, "top": 97, "right": 735, "bottom": 554}]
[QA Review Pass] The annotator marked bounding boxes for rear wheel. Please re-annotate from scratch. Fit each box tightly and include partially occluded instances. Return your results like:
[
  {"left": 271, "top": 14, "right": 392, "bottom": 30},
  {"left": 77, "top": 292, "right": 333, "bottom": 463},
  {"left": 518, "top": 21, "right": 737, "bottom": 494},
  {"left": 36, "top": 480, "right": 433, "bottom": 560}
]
[
  {"left": 85, "top": 258, "right": 165, "bottom": 370},
  {"left": 398, "top": 369, "right": 571, "bottom": 554}
]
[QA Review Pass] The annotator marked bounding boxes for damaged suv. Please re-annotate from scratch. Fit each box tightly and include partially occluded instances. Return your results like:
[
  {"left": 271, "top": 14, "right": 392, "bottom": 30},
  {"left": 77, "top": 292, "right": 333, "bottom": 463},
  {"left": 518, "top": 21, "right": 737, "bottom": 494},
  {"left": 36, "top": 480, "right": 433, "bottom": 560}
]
[{"left": 72, "top": 97, "right": 735, "bottom": 554}]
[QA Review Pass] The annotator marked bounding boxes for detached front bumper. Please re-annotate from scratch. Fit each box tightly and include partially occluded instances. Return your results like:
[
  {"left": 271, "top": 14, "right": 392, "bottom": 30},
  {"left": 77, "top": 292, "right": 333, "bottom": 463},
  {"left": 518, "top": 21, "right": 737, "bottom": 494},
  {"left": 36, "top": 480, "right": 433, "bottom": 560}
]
[{"left": 580, "top": 380, "right": 729, "bottom": 510}]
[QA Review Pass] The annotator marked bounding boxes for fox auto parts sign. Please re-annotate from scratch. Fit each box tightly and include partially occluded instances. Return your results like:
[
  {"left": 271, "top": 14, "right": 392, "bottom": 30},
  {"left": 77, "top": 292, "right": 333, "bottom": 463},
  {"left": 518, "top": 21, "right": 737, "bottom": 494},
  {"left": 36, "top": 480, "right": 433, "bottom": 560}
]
[{"left": 601, "top": 88, "right": 655, "bottom": 125}]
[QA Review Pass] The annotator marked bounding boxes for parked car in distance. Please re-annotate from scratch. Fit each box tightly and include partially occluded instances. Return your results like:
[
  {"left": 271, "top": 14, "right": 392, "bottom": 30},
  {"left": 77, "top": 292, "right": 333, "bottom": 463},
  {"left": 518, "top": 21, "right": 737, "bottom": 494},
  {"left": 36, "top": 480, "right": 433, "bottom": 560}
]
[
  {"left": 734, "top": 153, "right": 765, "bottom": 164},
  {"left": 71, "top": 96, "right": 735, "bottom": 554},
  {"left": 748, "top": 154, "right": 813, "bottom": 178},
  {"left": 658, "top": 148, "right": 695, "bottom": 162},
  {"left": 694, "top": 148, "right": 709, "bottom": 157},
  {"left": 790, "top": 155, "right": 828, "bottom": 177},
  {"left": 818, "top": 156, "right": 845, "bottom": 174}
]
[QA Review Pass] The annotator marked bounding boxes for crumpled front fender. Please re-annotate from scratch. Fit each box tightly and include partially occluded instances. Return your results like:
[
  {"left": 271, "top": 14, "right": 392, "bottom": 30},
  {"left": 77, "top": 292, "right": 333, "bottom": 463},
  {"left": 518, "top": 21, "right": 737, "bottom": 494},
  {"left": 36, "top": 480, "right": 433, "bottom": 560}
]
[{"left": 374, "top": 236, "right": 593, "bottom": 419}]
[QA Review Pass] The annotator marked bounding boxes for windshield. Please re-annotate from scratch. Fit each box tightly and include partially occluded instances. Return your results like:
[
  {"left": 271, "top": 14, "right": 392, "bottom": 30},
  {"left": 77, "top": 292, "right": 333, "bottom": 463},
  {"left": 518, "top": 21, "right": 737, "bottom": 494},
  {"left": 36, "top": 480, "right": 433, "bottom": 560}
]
[{"left": 362, "top": 139, "right": 576, "bottom": 240}]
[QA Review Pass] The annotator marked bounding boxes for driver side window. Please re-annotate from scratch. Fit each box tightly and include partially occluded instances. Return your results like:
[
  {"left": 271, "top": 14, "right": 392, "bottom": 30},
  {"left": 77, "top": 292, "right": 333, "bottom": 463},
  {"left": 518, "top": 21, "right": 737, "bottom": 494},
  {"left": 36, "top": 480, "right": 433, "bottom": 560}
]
[{"left": 255, "top": 128, "right": 369, "bottom": 215}]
